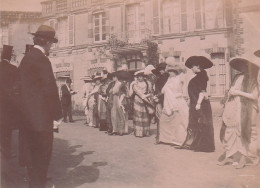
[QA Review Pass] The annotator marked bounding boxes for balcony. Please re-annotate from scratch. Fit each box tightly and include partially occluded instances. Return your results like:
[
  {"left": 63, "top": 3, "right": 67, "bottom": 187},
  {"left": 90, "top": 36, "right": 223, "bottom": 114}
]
[{"left": 109, "top": 29, "right": 152, "bottom": 54}]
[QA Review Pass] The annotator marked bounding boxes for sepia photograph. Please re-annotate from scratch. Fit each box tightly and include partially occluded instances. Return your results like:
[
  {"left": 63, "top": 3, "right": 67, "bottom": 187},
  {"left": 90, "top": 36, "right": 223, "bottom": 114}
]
[{"left": 0, "top": 0, "right": 260, "bottom": 187}]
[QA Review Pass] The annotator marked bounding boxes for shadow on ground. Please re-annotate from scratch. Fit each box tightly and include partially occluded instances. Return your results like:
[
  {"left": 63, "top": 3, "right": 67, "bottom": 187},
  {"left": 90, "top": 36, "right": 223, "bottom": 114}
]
[{"left": 50, "top": 138, "right": 108, "bottom": 188}]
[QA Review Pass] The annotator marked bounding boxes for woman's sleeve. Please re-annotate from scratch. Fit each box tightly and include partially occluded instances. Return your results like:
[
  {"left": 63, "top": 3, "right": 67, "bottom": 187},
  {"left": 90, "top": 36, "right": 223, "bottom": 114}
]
[{"left": 197, "top": 71, "right": 208, "bottom": 92}]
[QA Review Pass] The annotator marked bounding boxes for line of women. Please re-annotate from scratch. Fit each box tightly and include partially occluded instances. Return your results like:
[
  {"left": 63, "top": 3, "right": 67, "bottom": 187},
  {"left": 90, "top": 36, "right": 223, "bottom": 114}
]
[{"left": 81, "top": 51, "right": 260, "bottom": 169}]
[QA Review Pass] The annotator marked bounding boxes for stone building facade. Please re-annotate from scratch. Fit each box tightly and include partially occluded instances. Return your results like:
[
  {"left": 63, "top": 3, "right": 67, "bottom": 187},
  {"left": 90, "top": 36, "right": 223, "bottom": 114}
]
[
  {"left": 0, "top": 11, "right": 42, "bottom": 66},
  {"left": 1, "top": 0, "right": 258, "bottom": 109}
]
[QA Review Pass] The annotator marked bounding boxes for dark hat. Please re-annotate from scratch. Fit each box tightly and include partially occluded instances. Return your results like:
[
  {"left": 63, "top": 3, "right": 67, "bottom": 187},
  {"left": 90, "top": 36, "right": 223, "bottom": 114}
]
[
  {"left": 1, "top": 45, "right": 13, "bottom": 61},
  {"left": 254, "top": 50, "right": 260, "bottom": 57},
  {"left": 30, "top": 25, "right": 58, "bottom": 43},
  {"left": 185, "top": 56, "right": 213, "bottom": 69},
  {"left": 24, "top": 44, "right": 34, "bottom": 54},
  {"left": 156, "top": 63, "right": 167, "bottom": 71},
  {"left": 229, "top": 57, "right": 259, "bottom": 73},
  {"left": 65, "top": 78, "right": 72, "bottom": 83},
  {"left": 93, "top": 72, "right": 103, "bottom": 81}
]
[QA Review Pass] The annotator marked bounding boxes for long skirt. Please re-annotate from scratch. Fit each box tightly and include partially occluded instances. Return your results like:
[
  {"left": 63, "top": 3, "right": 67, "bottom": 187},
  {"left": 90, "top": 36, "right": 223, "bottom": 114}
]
[
  {"left": 99, "top": 99, "right": 107, "bottom": 131},
  {"left": 133, "top": 96, "right": 150, "bottom": 137},
  {"left": 111, "top": 95, "right": 125, "bottom": 134},
  {"left": 183, "top": 100, "right": 215, "bottom": 152},
  {"left": 159, "top": 111, "right": 187, "bottom": 146}
]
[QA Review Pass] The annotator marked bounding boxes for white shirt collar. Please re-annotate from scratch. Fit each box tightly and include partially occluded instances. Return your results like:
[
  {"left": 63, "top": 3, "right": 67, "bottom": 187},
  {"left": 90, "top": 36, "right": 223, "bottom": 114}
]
[{"left": 34, "top": 45, "right": 46, "bottom": 55}]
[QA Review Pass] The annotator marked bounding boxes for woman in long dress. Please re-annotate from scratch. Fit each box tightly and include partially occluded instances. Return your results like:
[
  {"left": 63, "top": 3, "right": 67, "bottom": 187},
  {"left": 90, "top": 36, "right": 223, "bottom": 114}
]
[
  {"left": 218, "top": 57, "right": 259, "bottom": 169},
  {"left": 109, "top": 74, "right": 126, "bottom": 136},
  {"left": 178, "top": 56, "right": 215, "bottom": 152},
  {"left": 159, "top": 66, "right": 188, "bottom": 146},
  {"left": 132, "top": 71, "right": 154, "bottom": 137}
]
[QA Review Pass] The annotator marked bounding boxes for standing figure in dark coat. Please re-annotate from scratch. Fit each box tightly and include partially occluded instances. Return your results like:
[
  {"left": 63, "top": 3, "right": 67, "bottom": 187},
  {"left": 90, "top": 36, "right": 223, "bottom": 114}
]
[
  {"left": 61, "top": 78, "right": 77, "bottom": 123},
  {"left": 152, "top": 63, "right": 168, "bottom": 144},
  {"left": 0, "top": 45, "right": 17, "bottom": 159},
  {"left": 177, "top": 56, "right": 215, "bottom": 152},
  {"left": 18, "top": 25, "right": 62, "bottom": 188}
]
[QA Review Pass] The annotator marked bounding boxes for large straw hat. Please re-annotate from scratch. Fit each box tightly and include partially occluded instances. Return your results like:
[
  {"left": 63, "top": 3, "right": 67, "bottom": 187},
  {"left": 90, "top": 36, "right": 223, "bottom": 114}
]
[
  {"left": 144, "top": 64, "right": 156, "bottom": 75},
  {"left": 134, "top": 70, "right": 145, "bottom": 77},
  {"left": 229, "top": 56, "right": 260, "bottom": 73}
]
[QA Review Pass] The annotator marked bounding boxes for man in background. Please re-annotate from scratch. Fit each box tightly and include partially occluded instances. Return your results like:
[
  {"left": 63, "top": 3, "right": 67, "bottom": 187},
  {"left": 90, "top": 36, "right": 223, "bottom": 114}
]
[
  {"left": 0, "top": 45, "right": 17, "bottom": 159},
  {"left": 61, "top": 78, "right": 77, "bottom": 123}
]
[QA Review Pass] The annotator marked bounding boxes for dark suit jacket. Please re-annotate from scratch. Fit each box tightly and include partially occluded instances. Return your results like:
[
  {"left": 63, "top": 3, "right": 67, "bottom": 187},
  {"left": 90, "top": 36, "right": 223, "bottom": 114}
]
[
  {"left": 18, "top": 48, "right": 62, "bottom": 132},
  {"left": 0, "top": 60, "right": 18, "bottom": 129},
  {"left": 60, "top": 84, "right": 72, "bottom": 105}
]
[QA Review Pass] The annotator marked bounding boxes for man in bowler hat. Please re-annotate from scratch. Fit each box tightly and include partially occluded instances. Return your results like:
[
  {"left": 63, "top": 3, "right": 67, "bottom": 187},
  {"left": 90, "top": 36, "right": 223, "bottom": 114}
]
[
  {"left": 61, "top": 78, "right": 77, "bottom": 123},
  {"left": 18, "top": 25, "right": 62, "bottom": 188},
  {"left": 0, "top": 45, "right": 17, "bottom": 159}
]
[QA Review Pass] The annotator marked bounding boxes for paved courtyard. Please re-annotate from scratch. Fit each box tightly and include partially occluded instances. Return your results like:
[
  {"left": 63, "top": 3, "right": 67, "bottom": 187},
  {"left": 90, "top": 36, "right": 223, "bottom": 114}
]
[{"left": 1, "top": 109, "right": 260, "bottom": 188}]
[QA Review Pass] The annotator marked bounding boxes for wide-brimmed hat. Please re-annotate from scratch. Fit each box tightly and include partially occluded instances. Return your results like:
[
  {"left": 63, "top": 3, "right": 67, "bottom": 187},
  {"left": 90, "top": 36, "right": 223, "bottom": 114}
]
[
  {"left": 185, "top": 56, "right": 213, "bottom": 69},
  {"left": 229, "top": 57, "right": 260, "bottom": 73},
  {"left": 1, "top": 45, "right": 13, "bottom": 61},
  {"left": 151, "top": 63, "right": 167, "bottom": 75},
  {"left": 134, "top": 70, "right": 145, "bottom": 77},
  {"left": 112, "top": 70, "right": 134, "bottom": 81},
  {"left": 30, "top": 25, "right": 58, "bottom": 43},
  {"left": 144, "top": 64, "right": 156, "bottom": 75},
  {"left": 93, "top": 72, "right": 103, "bottom": 81},
  {"left": 81, "top": 76, "right": 92, "bottom": 82},
  {"left": 254, "top": 50, "right": 260, "bottom": 57}
]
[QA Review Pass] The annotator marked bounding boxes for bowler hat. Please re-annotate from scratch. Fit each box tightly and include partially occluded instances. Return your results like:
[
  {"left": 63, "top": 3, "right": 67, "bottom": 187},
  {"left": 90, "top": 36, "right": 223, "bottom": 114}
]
[
  {"left": 254, "top": 50, "right": 260, "bottom": 57},
  {"left": 1, "top": 45, "right": 13, "bottom": 61},
  {"left": 30, "top": 25, "right": 58, "bottom": 43}
]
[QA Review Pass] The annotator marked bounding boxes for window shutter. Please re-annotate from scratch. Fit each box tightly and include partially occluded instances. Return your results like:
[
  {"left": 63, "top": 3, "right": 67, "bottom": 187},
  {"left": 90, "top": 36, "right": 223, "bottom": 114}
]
[
  {"left": 153, "top": 0, "right": 159, "bottom": 34},
  {"left": 68, "top": 15, "right": 75, "bottom": 46},
  {"left": 105, "top": 10, "right": 110, "bottom": 40},
  {"left": 88, "top": 14, "right": 93, "bottom": 43},
  {"left": 181, "top": 0, "right": 188, "bottom": 31}
]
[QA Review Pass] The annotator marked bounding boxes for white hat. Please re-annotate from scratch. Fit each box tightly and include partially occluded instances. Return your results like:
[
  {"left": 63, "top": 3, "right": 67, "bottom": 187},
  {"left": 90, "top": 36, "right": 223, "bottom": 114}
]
[{"left": 144, "top": 65, "right": 156, "bottom": 75}]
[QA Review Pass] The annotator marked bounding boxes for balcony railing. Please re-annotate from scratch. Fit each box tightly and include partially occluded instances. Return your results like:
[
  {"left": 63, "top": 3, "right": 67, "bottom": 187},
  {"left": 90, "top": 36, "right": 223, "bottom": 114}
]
[{"left": 109, "top": 29, "right": 152, "bottom": 49}]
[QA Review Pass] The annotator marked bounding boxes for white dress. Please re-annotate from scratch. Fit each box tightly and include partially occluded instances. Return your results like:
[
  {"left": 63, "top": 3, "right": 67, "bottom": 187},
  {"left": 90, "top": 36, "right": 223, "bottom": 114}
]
[{"left": 159, "top": 75, "right": 189, "bottom": 145}]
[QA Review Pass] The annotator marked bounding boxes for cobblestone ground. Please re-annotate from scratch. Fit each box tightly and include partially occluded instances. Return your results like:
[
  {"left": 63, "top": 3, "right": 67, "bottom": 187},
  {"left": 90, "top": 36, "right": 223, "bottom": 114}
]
[{"left": 1, "top": 108, "right": 260, "bottom": 188}]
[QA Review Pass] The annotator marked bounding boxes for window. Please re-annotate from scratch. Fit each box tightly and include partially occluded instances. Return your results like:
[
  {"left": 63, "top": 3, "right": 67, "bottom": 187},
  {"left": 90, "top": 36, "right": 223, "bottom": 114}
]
[
  {"left": 204, "top": 0, "right": 224, "bottom": 29},
  {"left": 224, "top": 0, "right": 233, "bottom": 27},
  {"left": 93, "top": 13, "right": 106, "bottom": 42},
  {"left": 72, "top": 0, "right": 86, "bottom": 8},
  {"left": 128, "top": 60, "right": 143, "bottom": 71},
  {"left": 56, "top": 0, "right": 67, "bottom": 13},
  {"left": 43, "top": 2, "right": 52, "bottom": 14},
  {"left": 194, "top": 0, "right": 204, "bottom": 30},
  {"left": 2, "top": 27, "right": 9, "bottom": 45},
  {"left": 58, "top": 18, "right": 67, "bottom": 47},
  {"left": 162, "top": 0, "right": 180, "bottom": 34},
  {"left": 181, "top": 0, "right": 188, "bottom": 31},
  {"left": 126, "top": 4, "right": 139, "bottom": 39},
  {"left": 209, "top": 53, "right": 226, "bottom": 96}
]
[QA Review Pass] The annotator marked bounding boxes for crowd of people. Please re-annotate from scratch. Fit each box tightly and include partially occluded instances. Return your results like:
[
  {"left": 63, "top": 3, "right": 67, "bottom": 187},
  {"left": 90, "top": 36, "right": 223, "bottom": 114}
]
[
  {"left": 0, "top": 24, "right": 260, "bottom": 188},
  {"left": 80, "top": 50, "right": 260, "bottom": 169}
]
